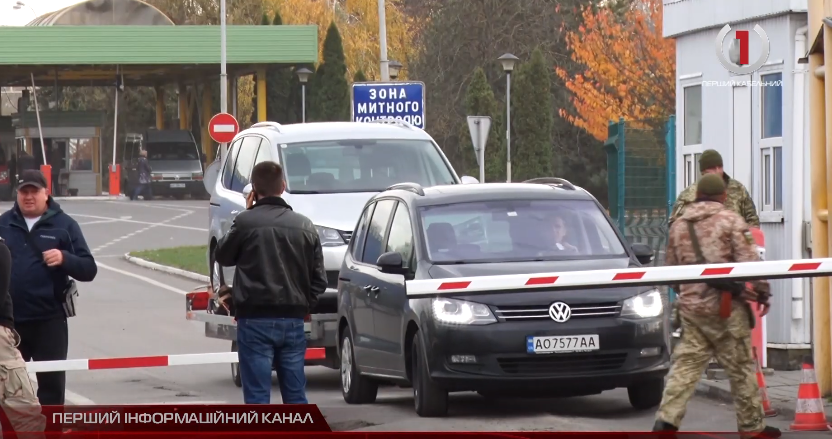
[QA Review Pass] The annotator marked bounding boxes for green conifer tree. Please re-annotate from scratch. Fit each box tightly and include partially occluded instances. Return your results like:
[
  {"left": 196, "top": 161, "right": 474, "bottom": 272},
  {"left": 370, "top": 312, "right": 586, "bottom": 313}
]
[
  {"left": 266, "top": 9, "right": 297, "bottom": 123},
  {"left": 353, "top": 70, "right": 368, "bottom": 83},
  {"left": 509, "top": 48, "right": 553, "bottom": 181},
  {"left": 309, "top": 22, "right": 350, "bottom": 121}
]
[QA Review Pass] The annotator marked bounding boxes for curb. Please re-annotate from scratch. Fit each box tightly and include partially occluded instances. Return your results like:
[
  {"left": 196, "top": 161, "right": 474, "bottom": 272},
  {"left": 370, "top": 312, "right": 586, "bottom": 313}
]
[
  {"left": 694, "top": 379, "right": 796, "bottom": 420},
  {"left": 123, "top": 253, "right": 210, "bottom": 283}
]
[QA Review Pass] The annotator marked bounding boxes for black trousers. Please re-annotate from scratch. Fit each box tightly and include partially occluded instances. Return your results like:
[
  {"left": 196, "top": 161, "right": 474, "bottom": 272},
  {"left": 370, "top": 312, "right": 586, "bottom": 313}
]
[{"left": 15, "top": 317, "right": 68, "bottom": 406}]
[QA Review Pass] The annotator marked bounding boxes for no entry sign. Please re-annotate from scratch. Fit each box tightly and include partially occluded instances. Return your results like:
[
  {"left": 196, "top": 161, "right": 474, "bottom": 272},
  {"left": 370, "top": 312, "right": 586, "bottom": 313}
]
[{"left": 208, "top": 113, "right": 239, "bottom": 143}]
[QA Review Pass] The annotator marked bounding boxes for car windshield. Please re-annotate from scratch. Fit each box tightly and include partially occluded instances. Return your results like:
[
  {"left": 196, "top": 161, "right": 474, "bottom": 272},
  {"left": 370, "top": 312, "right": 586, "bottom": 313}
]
[
  {"left": 278, "top": 139, "right": 457, "bottom": 194},
  {"left": 145, "top": 142, "right": 199, "bottom": 161},
  {"left": 419, "top": 199, "right": 627, "bottom": 263}
]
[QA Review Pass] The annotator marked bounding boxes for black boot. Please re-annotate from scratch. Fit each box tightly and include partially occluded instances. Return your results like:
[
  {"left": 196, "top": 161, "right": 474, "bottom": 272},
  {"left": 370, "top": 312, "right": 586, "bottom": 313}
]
[
  {"left": 652, "top": 420, "right": 678, "bottom": 432},
  {"left": 745, "top": 426, "right": 782, "bottom": 439}
]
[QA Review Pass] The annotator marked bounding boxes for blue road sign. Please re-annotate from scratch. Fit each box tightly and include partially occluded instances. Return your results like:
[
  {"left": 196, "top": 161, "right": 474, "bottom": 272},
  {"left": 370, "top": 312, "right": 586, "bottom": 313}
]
[{"left": 351, "top": 82, "right": 425, "bottom": 129}]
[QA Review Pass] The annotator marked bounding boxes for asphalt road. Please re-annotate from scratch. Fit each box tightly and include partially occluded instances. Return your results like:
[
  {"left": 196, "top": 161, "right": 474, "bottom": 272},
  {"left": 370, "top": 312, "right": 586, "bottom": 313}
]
[{"left": 0, "top": 198, "right": 798, "bottom": 433}]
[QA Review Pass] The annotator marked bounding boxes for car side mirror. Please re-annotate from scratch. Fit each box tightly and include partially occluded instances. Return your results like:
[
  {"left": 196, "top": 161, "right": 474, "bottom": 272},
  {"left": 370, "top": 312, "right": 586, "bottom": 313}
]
[
  {"left": 242, "top": 183, "right": 253, "bottom": 198},
  {"left": 377, "top": 251, "right": 406, "bottom": 275},
  {"left": 632, "top": 243, "right": 655, "bottom": 265},
  {"left": 461, "top": 175, "right": 479, "bottom": 184}
]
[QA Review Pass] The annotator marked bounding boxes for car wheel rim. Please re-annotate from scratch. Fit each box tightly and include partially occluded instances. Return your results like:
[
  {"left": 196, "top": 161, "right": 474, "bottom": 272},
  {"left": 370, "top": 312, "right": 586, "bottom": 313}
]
[{"left": 341, "top": 338, "right": 352, "bottom": 394}]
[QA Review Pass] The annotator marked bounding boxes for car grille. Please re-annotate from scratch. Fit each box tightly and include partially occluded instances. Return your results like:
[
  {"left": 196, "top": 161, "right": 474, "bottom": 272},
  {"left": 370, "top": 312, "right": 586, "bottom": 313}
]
[
  {"left": 338, "top": 230, "right": 353, "bottom": 244},
  {"left": 493, "top": 302, "right": 621, "bottom": 321},
  {"left": 326, "top": 271, "right": 340, "bottom": 289},
  {"left": 498, "top": 353, "right": 628, "bottom": 375}
]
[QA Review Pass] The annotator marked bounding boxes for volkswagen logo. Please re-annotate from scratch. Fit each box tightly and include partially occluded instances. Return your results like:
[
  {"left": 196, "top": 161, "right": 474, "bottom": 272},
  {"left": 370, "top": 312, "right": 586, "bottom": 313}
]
[
  {"left": 548, "top": 302, "right": 571, "bottom": 323},
  {"left": 175, "top": 175, "right": 180, "bottom": 180}
]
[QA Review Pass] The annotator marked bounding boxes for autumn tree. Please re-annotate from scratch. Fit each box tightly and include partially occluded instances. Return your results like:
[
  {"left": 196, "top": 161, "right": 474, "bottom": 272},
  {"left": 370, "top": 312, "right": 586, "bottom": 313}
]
[
  {"left": 266, "top": 9, "right": 298, "bottom": 123},
  {"left": 310, "top": 22, "right": 350, "bottom": 122},
  {"left": 462, "top": 67, "right": 505, "bottom": 182},
  {"left": 511, "top": 49, "right": 553, "bottom": 181},
  {"left": 555, "top": 0, "right": 675, "bottom": 141}
]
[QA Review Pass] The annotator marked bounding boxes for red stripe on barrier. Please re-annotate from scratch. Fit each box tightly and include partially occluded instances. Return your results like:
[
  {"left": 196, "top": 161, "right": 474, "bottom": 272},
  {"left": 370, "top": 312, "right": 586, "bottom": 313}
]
[
  {"left": 613, "top": 272, "right": 645, "bottom": 281},
  {"left": 526, "top": 276, "right": 559, "bottom": 285},
  {"left": 304, "top": 348, "right": 326, "bottom": 360},
  {"left": 701, "top": 267, "right": 733, "bottom": 276},
  {"left": 790, "top": 262, "right": 822, "bottom": 271},
  {"left": 89, "top": 355, "right": 169, "bottom": 370},
  {"left": 438, "top": 281, "right": 471, "bottom": 290}
]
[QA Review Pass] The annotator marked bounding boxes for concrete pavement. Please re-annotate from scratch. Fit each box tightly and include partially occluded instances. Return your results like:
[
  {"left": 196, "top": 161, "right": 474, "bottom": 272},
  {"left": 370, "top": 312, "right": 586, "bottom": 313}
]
[{"left": 0, "top": 199, "right": 798, "bottom": 432}]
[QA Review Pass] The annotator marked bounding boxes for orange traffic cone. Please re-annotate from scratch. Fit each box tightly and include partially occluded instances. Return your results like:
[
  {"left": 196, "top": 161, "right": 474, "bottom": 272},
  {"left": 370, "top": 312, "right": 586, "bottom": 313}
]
[
  {"left": 790, "top": 356, "right": 830, "bottom": 431},
  {"left": 753, "top": 347, "right": 777, "bottom": 417}
]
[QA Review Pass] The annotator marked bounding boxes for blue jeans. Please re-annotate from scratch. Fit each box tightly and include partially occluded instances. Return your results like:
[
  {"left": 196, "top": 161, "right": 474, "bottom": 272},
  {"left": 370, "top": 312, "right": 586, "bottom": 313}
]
[{"left": 236, "top": 317, "right": 308, "bottom": 404}]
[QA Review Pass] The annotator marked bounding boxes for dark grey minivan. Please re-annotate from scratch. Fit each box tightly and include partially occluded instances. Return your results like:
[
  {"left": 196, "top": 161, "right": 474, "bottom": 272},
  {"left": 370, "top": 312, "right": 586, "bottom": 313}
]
[{"left": 122, "top": 129, "right": 207, "bottom": 199}]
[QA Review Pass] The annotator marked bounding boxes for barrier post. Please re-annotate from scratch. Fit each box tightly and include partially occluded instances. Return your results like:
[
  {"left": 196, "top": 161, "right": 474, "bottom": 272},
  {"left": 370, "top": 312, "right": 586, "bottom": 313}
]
[
  {"left": 39, "top": 164, "right": 52, "bottom": 195},
  {"left": 750, "top": 228, "right": 766, "bottom": 367},
  {"left": 108, "top": 164, "right": 121, "bottom": 196}
]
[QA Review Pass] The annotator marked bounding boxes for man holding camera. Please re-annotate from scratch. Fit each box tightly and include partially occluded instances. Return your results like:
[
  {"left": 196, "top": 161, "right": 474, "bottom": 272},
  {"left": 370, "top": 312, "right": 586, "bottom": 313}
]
[
  {"left": 214, "top": 161, "right": 327, "bottom": 404},
  {"left": 652, "top": 174, "right": 778, "bottom": 438}
]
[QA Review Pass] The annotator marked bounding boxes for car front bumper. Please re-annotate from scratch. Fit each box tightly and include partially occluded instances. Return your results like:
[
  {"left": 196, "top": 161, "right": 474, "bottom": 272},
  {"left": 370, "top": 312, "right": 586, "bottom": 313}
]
[{"left": 424, "top": 315, "right": 670, "bottom": 394}]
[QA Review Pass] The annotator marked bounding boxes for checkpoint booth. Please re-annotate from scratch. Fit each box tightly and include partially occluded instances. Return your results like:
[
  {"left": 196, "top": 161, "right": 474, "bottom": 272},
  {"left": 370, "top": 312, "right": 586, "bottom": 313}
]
[{"left": 12, "top": 111, "right": 105, "bottom": 197}]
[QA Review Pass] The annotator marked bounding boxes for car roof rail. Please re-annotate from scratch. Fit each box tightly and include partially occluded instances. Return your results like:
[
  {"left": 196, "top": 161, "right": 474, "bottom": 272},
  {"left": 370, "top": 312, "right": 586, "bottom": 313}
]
[
  {"left": 386, "top": 182, "right": 425, "bottom": 196},
  {"left": 369, "top": 118, "right": 416, "bottom": 130},
  {"left": 522, "top": 177, "right": 576, "bottom": 190},
  {"left": 250, "top": 121, "right": 283, "bottom": 132}
]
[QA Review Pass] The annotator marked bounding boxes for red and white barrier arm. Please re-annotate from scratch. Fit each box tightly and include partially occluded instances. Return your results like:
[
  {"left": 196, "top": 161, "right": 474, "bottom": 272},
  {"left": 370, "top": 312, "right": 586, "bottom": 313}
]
[
  {"left": 404, "top": 258, "right": 832, "bottom": 297},
  {"left": 24, "top": 349, "right": 326, "bottom": 373}
]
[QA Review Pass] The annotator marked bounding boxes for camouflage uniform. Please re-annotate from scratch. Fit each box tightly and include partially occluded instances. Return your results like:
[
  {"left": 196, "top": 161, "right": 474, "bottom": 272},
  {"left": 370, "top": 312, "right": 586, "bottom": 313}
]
[
  {"left": 655, "top": 184, "right": 770, "bottom": 435},
  {"left": 669, "top": 173, "right": 759, "bottom": 228},
  {"left": 0, "top": 326, "right": 45, "bottom": 438}
]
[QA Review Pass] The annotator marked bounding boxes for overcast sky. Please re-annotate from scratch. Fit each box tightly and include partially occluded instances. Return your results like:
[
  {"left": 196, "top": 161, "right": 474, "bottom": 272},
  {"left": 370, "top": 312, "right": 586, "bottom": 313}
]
[{"left": 0, "top": 0, "right": 86, "bottom": 26}]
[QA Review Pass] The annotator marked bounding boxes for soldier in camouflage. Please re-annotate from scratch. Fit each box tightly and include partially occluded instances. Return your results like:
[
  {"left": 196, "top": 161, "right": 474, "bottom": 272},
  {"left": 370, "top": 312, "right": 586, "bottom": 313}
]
[
  {"left": 653, "top": 174, "right": 779, "bottom": 439},
  {"left": 669, "top": 149, "right": 759, "bottom": 227}
]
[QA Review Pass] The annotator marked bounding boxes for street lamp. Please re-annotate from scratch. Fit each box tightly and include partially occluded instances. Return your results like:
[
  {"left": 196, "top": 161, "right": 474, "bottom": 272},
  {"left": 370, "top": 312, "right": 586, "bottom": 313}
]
[
  {"left": 498, "top": 53, "right": 519, "bottom": 183},
  {"left": 13, "top": 1, "right": 36, "bottom": 16},
  {"left": 296, "top": 67, "right": 313, "bottom": 123},
  {"left": 388, "top": 61, "right": 402, "bottom": 80}
]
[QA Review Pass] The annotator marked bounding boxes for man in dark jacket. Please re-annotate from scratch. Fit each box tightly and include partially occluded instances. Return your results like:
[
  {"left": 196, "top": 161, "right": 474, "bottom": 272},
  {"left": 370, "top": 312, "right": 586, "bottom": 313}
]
[
  {"left": 215, "top": 161, "right": 327, "bottom": 404},
  {"left": 0, "top": 169, "right": 97, "bottom": 406},
  {"left": 131, "top": 150, "right": 153, "bottom": 201}
]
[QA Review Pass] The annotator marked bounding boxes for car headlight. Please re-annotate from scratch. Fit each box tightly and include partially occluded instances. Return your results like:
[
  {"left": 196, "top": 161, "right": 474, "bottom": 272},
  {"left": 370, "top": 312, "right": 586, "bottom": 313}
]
[
  {"left": 315, "top": 225, "right": 345, "bottom": 247},
  {"left": 431, "top": 298, "right": 496, "bottom": 325},
  {"left": 621, "top": 289, "right": 663, "bottom": 318}
]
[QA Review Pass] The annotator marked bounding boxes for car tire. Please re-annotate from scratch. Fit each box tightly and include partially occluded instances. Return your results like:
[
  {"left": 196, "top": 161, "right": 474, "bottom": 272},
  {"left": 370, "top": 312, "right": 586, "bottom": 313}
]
[
  {"left": 628, "top": 378, "right": 664, "bottom": 410},
  {"left": 340, "top": 330, "right": 377, "bottom": 404},
  {"left": 231, "top": 341, "right": 242, "bottom": 388},
  {"left": 412, "top": 331, "right": 448, "bottom": 417}
]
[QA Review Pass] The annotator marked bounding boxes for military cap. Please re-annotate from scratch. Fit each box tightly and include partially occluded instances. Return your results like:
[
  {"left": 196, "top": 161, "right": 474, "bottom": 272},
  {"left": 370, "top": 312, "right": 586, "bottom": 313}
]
[
  {"left": 699, "top": 149, "right": 723, "bottom": 171},
  {"left": 696, "top": 173, "right": 726, "bottom": 196}
]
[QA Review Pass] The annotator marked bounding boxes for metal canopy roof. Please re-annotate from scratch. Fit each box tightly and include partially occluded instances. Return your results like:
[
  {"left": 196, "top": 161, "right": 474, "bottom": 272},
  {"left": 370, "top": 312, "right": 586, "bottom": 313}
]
[
  {"left": 0, "top": 26, "right": 318, "bottom": 86},
  {"left": 26, "top": 0, "right": 174, "bottom": 26}
]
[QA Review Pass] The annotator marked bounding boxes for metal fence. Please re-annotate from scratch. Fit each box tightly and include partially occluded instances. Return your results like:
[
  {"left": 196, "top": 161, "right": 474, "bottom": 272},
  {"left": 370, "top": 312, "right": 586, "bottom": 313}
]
[{"left": 604, "top": 116, "right": 676, "bottom": 267}]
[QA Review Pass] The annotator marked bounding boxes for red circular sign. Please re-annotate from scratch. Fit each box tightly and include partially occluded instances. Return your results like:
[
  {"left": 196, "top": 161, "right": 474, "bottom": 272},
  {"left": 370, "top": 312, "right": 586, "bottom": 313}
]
[{"left": 208, "top": 113, "right": 239, "bottom": 144}]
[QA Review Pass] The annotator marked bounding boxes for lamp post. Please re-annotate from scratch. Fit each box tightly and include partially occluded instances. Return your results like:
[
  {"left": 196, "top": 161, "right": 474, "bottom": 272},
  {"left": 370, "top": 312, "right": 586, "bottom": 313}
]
[
  {"left": 296, "top": 67, "right": 313, "bottom": 123},
  {"left": 13, "top": 1, "right": 35, "bottom": 16},
  {"left": 498, "top": 53, "right": 519, "bottom": 183},
  {"left": 388, "top": 61, "right": 402, "bottom": 80},
  {"left": 219, "top": 0, "right": 228, "bottom": 163}
]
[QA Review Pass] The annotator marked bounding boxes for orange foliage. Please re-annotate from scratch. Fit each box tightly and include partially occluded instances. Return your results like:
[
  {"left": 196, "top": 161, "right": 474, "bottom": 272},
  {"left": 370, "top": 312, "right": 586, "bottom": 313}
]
[{"left": 555, "top": 0, "right": 676, "bottom": 141}]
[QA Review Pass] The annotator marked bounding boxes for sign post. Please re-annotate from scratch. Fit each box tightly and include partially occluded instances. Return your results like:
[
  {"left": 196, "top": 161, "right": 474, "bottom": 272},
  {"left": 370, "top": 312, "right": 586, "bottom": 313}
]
[
  {"left": 351, "top": 82, "right": 425, "bottom": 129},
  {"left": 209, "top": 113, "right": 239, "bottom": 145},
  {"left": 467, "top": 116, "right": 491, "bottom": 183}
]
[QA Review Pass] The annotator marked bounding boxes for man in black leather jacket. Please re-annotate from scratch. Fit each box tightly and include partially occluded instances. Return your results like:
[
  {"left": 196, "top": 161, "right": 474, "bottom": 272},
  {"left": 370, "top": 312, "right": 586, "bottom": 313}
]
[{"left": 214, "top": 161, "right": 327, "bottom": 404}]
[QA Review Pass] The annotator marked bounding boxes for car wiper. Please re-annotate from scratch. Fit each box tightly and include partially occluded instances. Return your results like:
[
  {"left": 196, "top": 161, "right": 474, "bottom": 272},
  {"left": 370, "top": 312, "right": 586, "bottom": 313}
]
[{"left": 287, "top": 190, "right": 320, "bottom": 194}]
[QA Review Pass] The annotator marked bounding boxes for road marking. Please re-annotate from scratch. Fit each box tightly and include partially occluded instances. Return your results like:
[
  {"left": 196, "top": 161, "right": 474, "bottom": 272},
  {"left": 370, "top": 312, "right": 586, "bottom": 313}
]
[
  {"left": 28, "top": 372, "right": 96, "bottom": 405},
  {"left": 147, "top": 203, "right": 209, "bottom": 210},
  {"left": 104, "top": 201, "right": 198, "bottom": 213},
  {"left": 96, "top": 262, "right": 189, "bottom": 295},
  {"left": 91, "top": 209, "right": 194, "bottom": 253},
  {"left": 77, "top": 220, "right": 119, "bottom": 226},
  {"left": 67, "top": 213, "right": 207, "bottom": 232}
]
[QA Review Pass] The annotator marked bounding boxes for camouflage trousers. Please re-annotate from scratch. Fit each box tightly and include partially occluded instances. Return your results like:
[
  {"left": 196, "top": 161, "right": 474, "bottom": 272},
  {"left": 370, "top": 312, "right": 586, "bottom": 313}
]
[
  {"left": 0, "top": 326, "right": 45, "bottom": 438},
  {"left": 655, "top": 302, "right": 765, "bottom": 433}
]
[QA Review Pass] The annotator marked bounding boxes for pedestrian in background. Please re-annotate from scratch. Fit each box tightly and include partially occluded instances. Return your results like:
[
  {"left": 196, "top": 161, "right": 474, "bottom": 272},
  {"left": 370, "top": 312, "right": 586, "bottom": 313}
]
[
  {"left": 214, "top": 161, "right": 327, "bottom": 404},
  {"left": 130, "top": 150, "right": 153, "bottom": 201},
  {"left": 0, "top": 169, "right": 97, "bottom": 406},
  {"left": 669, "top": 149, "right": 759, "bottom": 227},
  {"left": 0, "top": 237, "right": 45, "bottom": 436},
  {"left": 653, "top": 174, "right": 778, "bottom": 439}
]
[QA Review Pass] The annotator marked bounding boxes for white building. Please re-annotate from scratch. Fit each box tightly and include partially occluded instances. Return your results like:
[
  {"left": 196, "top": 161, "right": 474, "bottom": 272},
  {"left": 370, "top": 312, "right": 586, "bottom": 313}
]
[{"left": 663, "top": 0, "right": 811, "bottom": 369}]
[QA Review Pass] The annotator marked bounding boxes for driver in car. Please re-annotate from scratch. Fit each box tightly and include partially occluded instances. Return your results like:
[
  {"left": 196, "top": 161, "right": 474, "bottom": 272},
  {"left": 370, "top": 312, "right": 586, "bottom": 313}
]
[{"left": 547, "top": 214, "right": 578, "bottom": 253}]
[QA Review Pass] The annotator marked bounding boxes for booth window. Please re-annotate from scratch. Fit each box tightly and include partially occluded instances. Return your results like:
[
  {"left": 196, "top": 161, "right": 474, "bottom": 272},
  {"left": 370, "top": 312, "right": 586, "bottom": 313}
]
[
  {"left": 683, "top": 85, "right": 702, "bottom": 146},
  {"left": 68, "top": 139, "right": 93, "bottom": 171},
  {"left": 760, "top": 72, "right": 783, "bottom": 215}
]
